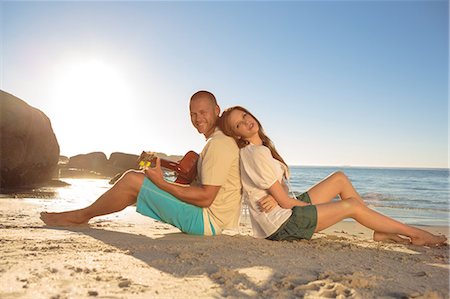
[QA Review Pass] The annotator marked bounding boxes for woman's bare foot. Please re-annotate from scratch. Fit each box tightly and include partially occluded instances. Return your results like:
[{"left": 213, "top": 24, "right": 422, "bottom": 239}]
[
  {"left": 40, "top": 211, "right": 88, "bottom": 226},
  {"left": 373, "top": 232, "right": 411, "bottom": 244},
  {"left": 410, "top": 231, "right": 447, "bottom": 246}
]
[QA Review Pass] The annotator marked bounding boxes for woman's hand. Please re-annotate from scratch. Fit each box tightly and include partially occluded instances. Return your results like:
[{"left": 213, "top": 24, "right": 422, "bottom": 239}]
[
  {"left": 257, "top": 194, "right": 278, "bottom": 213},
  {"left": 295, "top": 201, "right": 310, "bottom": 207},
  {"left": 144, "top": 157, "right": 165, "bottom": 186}
]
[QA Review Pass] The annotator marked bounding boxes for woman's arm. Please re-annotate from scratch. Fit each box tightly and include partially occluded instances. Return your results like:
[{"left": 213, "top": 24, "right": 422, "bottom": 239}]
[
  {"left": 281, "top": 180, "right": 289, "bottom": 194},
  {"left": 267, "top": 180, "right": 309, "bottom": 209}
]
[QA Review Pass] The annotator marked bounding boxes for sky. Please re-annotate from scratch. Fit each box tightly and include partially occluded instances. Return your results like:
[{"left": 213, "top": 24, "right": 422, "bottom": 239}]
[{"left": 1, "top": 0, "right": 448, "bottom": 168}]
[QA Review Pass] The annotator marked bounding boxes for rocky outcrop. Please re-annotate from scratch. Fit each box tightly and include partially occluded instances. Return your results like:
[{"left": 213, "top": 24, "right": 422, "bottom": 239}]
[
  {"left": 59, "top": 151, "right": 185, "bottom": 182},
  {"left": 61, "top": 152, "right": 140, "bottom": 179},
  {"left": 67, "top": 152, "right": 109, "bottom": 174},
  {"left": 109, "top": 152, "right": 139, "bottom": 170},
  {"left": 0, "top": 90, "right": 60, "bottom": 191}
]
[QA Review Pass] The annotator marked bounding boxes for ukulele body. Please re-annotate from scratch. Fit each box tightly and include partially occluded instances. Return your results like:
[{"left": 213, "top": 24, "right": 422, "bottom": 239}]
[{"left": 138, "top": 151, "right": 199, "bottom": 185}]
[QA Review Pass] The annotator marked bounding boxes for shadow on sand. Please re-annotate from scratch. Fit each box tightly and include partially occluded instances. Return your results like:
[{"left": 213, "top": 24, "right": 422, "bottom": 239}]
[{"left": 42, "top": 225, "right": 450, "bottom": 298}]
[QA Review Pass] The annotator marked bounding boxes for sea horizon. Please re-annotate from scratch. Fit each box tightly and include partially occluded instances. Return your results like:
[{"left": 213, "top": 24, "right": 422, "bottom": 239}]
[{"left": 289, "top": 164, "right": 449, "bottom": 171}]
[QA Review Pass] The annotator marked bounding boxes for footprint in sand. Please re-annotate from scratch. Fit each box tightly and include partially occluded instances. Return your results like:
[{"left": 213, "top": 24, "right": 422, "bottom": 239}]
[{"left": 295, "top": 279, "right": 359, "bottom": 298}]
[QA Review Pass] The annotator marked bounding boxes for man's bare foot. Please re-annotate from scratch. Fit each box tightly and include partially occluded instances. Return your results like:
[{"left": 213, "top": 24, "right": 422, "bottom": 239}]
[
  {"left": 410, "top": 231, "right": 447, "bottom": 246},
  {"left": 373, "top": 232, "right": 411, "bottom": 244},
  {"left": 40, "top": 211, "right": 88, "bottom": 226}
]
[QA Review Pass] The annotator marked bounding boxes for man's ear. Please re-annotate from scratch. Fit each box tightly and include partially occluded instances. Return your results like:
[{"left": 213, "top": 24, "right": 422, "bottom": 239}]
[{"left": 215, "top": 105, "right": 220, "bottom": 117}]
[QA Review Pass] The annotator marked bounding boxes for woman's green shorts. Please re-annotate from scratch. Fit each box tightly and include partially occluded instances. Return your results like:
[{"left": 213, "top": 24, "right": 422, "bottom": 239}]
[{"left": 266, "top": 192, "right": 317, "bottom": 241}]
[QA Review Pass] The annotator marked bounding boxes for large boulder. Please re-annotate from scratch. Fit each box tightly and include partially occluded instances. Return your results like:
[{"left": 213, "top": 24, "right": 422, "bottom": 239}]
[
  {"left": 0, "top": 90, "right": 60, "bottom": 191},
  {"left": 66, "top": 152, "right": 109, "bottom": 174},
  {"left": 109, "top": 152, "right": 139, "bottom": 170}
]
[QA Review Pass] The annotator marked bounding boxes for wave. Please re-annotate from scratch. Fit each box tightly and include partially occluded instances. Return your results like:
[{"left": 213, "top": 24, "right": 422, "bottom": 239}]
[
  {"left": 361, "top": 192, "right": 448, "bottom": 203},
  {"left": 362, "top": 192, "right": 395, "bottom": 201},
  {"left": 367, "top": 203, "right": 450, "bottom": 213}
]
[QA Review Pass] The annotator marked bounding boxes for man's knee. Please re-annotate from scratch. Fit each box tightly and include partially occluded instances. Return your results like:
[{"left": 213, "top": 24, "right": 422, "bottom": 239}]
[{"left": 119, "top": 170, "right": 146, "bottom": 195}]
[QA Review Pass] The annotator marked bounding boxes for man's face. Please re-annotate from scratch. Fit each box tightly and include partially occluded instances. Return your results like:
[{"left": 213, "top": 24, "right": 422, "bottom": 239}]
[{"left": 189, "top": 97, "right": 219, "bottom": 138}]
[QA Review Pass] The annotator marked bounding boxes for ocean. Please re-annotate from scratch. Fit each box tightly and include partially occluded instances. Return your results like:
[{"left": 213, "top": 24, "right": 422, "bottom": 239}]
[
  {"left": 288, "top": 166, "right": 450, "bottom": 226},
  {"left": 5, "top": 166, "right": 449, "bottom": 227}
]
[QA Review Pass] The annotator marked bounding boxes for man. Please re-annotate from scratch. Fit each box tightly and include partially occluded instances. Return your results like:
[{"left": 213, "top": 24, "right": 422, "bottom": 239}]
[{"left": 40, "top": 91, "right": 242, "bottom": 236}]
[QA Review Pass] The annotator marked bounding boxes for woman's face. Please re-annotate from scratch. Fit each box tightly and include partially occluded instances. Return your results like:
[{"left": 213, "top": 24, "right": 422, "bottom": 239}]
[{"left": 228, "top": 109, "right": 260, "bottom": 141}]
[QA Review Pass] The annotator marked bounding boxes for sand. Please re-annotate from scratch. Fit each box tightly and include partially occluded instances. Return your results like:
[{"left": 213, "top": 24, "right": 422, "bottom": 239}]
[{"left": 0, "top": 196, "right": 449, "bottom": 299}]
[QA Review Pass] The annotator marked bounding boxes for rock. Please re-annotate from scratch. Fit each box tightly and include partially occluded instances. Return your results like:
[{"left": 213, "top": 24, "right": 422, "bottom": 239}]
[
  {"left": 118, "top": 279, "right": 131, "bottom": 288},
  {"left": 109, "top": 152, "right": 139, "bottom": 170},
  {"left": 63, "top": 152, "right": 123, "bottom": 178},
  {"left": 60, "top": 150, "right": 185, "bottom": 181},
  {"left": 106, "top": 152, "right": 140, "bottom": 184},
  {"left": 87, "top": 290, "right": 98, "bottom": 297},
  {"left": 63, "top": 152, "right": 134, "bottom": 178},
  {"left": 67, "top": 152, "right": 108, "bottom": 173},
  {"left": 58, "top": 155, "right": 69, "bottom": 165},
  {"left": 0, "top": 90, "right": 60, "bottom": 191}
]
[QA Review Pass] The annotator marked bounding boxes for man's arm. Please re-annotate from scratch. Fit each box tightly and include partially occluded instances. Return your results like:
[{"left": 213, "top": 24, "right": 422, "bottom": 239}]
[{"left": 144, "top": 158, "right": 220, "bottom": 208}]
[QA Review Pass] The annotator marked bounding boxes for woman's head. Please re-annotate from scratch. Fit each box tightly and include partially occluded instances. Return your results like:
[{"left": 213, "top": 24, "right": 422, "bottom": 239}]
[
  {"left": 219, "top": 106, "right": 289, "bottom": 172},
  {"left": 219, "top": 106, "right": 261, "bottom": 148}
]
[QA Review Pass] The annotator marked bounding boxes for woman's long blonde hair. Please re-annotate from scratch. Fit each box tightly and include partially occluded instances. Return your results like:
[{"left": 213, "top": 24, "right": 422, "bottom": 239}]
[{"left": 218, "top": 106, "right": 289, "bottom": 174}]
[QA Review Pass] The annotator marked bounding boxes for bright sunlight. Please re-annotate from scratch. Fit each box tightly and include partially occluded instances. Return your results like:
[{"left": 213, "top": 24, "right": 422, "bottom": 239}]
[{"left": 49, "top": 57, "right": 134, "bottom": 156}]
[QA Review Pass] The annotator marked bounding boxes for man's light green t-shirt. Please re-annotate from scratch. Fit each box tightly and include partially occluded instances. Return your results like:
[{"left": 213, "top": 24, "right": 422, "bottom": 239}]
[{"left": 197, "top": 128, "right": 241, "bottom": 235}]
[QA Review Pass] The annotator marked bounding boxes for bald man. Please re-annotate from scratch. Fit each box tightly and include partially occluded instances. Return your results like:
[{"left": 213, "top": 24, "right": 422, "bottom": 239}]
[{"left": 41, "top": 91, "right": 241, "bottom": 236}]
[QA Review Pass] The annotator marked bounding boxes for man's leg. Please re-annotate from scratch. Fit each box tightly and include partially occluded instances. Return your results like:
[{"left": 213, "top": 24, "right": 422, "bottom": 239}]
[
  {"left": 40, "top": 170, "right": 145, "bottom": 226},
  {"left": 136, "top": 177, "right": 206, "bottom": 235}
]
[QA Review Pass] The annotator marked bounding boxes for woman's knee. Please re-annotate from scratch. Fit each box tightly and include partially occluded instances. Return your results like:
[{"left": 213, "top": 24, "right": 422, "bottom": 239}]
[
  {"left": 332, "top": 171, "right": 349, "bottom": 183},
  {"left": 343, "top": 197, "right": 364, "bottom": 215}
]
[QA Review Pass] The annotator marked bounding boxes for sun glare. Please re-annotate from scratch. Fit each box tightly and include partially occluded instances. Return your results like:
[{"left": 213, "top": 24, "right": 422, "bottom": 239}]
[
  {"left": 52, "top": 59, "right": 129, "bottom": 110},
  {"left": 50, "top": 58, "right": 134, "bottom": 156}
]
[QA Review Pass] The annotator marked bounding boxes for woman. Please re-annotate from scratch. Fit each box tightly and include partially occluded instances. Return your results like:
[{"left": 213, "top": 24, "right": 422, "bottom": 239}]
[{"left": 218, "top": 106, "right": 446, "bottom": 246}]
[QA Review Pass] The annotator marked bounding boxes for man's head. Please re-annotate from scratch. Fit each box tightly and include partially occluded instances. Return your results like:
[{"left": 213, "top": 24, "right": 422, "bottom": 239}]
[{"left": 189, "top": 90, "right": 220, "bottom": 138}]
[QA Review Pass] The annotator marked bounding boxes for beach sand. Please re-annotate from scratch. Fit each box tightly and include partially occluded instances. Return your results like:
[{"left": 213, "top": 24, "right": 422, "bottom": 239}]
[{"left": 1, "top": 196, "right": 449, "bottom": 299}]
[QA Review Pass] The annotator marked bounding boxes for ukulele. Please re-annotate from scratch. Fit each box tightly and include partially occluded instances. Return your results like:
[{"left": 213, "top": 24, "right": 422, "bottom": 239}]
[{"left": 138, "top": 151, "right": 199, "bottom": 184}]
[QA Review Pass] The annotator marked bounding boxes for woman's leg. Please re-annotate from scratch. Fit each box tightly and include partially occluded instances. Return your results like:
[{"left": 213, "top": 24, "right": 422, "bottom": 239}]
[
  {"left": 307, "top": 171, "right": 364, "bottom": 205},
  {"left": 307, "top": 172, "right": 407, "bottom": 243},
  {"left": 314, "top": 198, "right": 447, "bottom": 246},
  {"left": 40, "top": 170, "right": 145, "bottom": 226}
]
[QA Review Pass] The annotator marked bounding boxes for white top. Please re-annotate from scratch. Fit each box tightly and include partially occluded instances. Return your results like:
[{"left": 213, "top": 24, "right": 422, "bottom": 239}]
[{"left": 240, "top": 144, "right": 292, "bottom": 238}]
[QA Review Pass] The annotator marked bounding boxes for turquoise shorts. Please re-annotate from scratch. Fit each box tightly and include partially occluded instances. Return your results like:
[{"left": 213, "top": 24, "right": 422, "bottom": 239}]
[{"left": 136, "top": 177, "right": 213, "bottom": 235}]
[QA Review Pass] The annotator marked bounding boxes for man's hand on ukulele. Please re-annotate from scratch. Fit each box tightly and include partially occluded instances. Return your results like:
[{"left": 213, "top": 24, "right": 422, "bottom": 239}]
[{"left": 144, "top": 157, "right": 165, "bottom": 186}]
